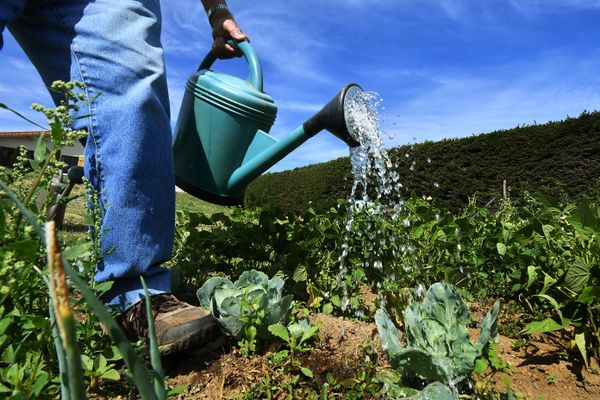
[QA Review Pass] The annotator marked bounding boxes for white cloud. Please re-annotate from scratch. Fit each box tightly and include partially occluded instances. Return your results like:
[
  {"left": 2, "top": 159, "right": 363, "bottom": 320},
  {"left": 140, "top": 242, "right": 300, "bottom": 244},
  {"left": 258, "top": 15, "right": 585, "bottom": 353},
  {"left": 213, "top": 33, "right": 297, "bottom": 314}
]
[
  {"left": 0, "top": 53, "right": 50, "bottom": 132},
  {"left": 161, "top": 2, "right": 209, "bottom": 55},
  {"left": 382, "top": 51, "right": 600, "bottom": 147},
  {"left": 437, "top": 0, "right": 469, "bottom": 20},
  {"left": 2, "top": 0, "right": 599, "bottom": 173},
  {"left": 509, "top": 0, "right": 600, "bottom": 12},
  {"left": 231, "top": 5, "right": 336, "bottom": 85},
  {"left": 274, "top": 99, "right": 322, "bottom": 113}
]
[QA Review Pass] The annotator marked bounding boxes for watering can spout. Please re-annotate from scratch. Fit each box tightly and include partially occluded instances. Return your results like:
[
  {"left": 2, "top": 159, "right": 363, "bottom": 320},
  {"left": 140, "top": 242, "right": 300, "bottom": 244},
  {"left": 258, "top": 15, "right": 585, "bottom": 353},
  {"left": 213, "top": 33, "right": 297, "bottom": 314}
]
[
  {"left": 226, "top": 84, "right": 364, "bottom": 193},
  {"left": 303, "top": 84, "right": 362, "bottom": 148}
]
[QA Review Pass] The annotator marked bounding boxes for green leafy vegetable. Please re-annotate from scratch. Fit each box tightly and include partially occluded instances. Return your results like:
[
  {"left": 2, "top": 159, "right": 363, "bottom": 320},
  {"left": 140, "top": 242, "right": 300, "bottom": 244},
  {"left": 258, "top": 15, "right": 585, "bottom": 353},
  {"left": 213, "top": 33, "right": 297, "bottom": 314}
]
[
  {"left": 197, "top": 270, "right": 293, "bottom": 339},
  {"left": 376, "top": 282, "right": 500, "bottom": 390}
]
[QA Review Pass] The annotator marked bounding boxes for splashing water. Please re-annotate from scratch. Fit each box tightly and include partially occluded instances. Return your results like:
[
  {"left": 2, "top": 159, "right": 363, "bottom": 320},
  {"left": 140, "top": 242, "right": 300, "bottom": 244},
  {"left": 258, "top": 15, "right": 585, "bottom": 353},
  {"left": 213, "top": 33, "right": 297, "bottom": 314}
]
[{"left": 336, "top": 89, "right": 404, "bottom": 312}]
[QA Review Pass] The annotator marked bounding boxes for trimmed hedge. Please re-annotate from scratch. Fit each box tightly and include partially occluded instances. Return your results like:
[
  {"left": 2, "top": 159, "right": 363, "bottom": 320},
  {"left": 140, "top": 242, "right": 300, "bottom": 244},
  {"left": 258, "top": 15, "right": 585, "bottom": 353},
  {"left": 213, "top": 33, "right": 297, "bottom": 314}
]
[{"left": 246, "top": 111, "right": 600, "bottom": 213}]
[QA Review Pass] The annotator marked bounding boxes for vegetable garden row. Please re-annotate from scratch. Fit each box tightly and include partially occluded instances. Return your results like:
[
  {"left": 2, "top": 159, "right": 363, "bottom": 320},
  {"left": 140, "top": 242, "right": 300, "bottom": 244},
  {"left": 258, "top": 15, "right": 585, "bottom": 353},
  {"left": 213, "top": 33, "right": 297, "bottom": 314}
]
[{"left": 0, "top": 82, "right": 598, "bottom": 399}]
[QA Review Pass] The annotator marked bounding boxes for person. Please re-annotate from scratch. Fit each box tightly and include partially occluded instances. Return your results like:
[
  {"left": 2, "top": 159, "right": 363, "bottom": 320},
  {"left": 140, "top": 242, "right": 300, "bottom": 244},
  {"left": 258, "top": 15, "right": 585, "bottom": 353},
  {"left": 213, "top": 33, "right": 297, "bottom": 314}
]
[{"left": 0, "top": 0, "right": 247, "bottom": 356}]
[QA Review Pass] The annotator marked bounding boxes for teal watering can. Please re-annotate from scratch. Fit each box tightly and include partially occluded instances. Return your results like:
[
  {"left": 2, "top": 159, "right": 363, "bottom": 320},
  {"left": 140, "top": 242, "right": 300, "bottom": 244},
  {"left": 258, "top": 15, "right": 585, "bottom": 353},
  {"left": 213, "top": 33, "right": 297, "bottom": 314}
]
[{"left": 173, "top": 40, "right": 362, "bottom": 205}]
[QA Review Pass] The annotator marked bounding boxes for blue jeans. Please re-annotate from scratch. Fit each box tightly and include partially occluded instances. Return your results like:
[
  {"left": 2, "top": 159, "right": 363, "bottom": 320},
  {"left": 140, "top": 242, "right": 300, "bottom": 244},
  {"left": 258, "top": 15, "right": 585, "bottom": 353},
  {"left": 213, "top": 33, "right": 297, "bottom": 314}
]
[{"left": 1, "top": 0, "right": 175, "bottom": 311}]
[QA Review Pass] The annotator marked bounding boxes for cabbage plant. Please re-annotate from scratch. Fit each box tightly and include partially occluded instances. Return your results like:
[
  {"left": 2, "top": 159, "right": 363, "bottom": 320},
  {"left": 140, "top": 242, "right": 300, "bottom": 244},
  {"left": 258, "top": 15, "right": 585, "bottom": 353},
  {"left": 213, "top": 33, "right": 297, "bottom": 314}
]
[
  {"left": 376, "top": 282, "right": 500, "bottom": 392},
  {"left": 197, "top": 270, "right": 293, "bottom": 339}
]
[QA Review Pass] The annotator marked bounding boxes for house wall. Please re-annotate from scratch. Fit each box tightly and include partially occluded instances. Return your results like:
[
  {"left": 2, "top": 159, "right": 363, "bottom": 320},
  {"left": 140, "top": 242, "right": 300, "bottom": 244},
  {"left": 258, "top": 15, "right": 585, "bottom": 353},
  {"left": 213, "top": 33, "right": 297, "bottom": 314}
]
[
  {"left": 0, "top": 137, "right": 84, "bottom": 157},
  {"left": 0, "top": 134, "right": 84, "bottom": 167}
]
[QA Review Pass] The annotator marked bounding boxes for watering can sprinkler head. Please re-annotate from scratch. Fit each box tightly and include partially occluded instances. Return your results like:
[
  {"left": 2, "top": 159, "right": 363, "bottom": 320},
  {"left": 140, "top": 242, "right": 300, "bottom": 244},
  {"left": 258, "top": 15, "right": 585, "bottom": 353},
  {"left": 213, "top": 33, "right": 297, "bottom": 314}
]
[{"left": 303, "top": 84, "right": 362, "bottom": 148}]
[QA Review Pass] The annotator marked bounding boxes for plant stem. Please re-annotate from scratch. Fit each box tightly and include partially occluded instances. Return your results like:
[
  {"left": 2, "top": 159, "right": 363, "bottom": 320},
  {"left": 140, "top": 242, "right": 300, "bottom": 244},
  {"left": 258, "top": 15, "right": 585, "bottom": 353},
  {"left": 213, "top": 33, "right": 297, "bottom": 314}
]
[
  {"left": 46, "top": 221, "right": 87, "bottom": 400},
  {"left": 49, "top": 300, "right": 71, "bottom": 400},
  {"left": 141, "top": 277, "right": 166, "bottom": 400},
  {"left": 12, "top": 136, "right": 55, "bottom": 236}
]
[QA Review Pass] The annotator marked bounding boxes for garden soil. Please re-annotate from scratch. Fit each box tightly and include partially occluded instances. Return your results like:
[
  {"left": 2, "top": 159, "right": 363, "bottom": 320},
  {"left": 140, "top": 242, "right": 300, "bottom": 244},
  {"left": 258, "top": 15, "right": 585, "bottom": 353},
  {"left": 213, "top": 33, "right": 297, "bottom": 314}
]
[
  {"left": 91, "top": 312, "right": 600, "bottom": 399},
  {"left": 168, "top": 312, "right": 600, "bottom": 399}
]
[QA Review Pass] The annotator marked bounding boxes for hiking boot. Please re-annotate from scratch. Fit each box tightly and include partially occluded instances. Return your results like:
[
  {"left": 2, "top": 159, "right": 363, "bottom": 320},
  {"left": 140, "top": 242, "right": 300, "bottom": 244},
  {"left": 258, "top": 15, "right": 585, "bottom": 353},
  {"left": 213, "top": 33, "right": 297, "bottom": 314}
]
[{"left": 118, "top": 294, "right": 225, "bottom": 356}]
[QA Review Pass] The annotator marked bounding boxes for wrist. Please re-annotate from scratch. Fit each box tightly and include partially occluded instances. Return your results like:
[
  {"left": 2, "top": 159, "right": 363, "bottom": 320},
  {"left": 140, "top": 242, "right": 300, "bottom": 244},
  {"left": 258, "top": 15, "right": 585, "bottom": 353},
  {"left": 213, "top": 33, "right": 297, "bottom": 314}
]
[{"left": 207, "top": 4, "right": 230, "bottom": 24}]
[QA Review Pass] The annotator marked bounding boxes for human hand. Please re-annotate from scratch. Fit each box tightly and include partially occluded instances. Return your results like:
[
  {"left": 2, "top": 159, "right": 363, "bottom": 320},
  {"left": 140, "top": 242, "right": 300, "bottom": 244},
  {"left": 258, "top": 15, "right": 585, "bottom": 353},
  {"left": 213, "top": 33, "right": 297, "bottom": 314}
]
[{"left": 210, "top": 9, "right": 248, "bottom": 59}]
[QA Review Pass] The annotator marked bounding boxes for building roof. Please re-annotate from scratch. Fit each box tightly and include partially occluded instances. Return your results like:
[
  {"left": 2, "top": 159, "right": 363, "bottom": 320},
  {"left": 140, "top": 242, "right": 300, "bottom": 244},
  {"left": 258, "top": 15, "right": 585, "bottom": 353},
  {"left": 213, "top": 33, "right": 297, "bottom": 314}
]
[{"left": 0, "top": 131, "right": 47, "bottom": 138}]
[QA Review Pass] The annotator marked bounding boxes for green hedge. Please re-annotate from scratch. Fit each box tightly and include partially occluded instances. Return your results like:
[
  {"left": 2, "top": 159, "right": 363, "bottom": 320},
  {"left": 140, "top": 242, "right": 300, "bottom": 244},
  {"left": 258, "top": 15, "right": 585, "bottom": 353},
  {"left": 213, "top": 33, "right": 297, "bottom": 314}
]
[{"left": 246, "top": 111, "right": 600, "bottom": 213}]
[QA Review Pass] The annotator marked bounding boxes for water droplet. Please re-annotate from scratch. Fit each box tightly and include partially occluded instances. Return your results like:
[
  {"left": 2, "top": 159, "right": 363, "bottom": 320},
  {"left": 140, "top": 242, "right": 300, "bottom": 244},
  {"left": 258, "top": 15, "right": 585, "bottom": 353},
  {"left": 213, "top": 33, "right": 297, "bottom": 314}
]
[{"left": 341, "top": 297, "right": 349, "bottom": 311}]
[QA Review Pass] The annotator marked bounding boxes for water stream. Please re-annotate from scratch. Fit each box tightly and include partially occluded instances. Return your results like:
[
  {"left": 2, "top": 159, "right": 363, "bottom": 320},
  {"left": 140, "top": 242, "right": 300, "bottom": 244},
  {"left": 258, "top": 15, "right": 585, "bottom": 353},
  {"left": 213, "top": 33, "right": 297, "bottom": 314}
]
[{"left": 337, "top": 89, "right": 404, "bottom": 311}]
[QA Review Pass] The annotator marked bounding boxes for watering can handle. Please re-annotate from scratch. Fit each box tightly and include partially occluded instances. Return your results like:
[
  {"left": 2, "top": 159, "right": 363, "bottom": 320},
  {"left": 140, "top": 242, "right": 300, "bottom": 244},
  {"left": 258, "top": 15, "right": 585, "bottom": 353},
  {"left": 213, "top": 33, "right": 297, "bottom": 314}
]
[{"left": 198, "top": 40, "right": 263, "bottom": 91}]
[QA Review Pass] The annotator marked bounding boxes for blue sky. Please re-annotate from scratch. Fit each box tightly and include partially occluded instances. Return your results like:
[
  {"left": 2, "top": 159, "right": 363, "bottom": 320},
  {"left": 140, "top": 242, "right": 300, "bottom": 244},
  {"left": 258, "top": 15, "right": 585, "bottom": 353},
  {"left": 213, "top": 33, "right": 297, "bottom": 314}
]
[{"left": 1, "top": 0, "right": 600, "bottom": 171}]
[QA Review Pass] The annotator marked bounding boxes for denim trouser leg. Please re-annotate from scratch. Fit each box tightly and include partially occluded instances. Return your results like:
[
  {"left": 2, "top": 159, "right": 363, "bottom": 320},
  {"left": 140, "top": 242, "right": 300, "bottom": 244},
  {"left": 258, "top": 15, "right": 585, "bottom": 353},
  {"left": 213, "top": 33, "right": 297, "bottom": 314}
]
[{"left": 1, "top": 0, "right": 175, "bottom": 312}]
